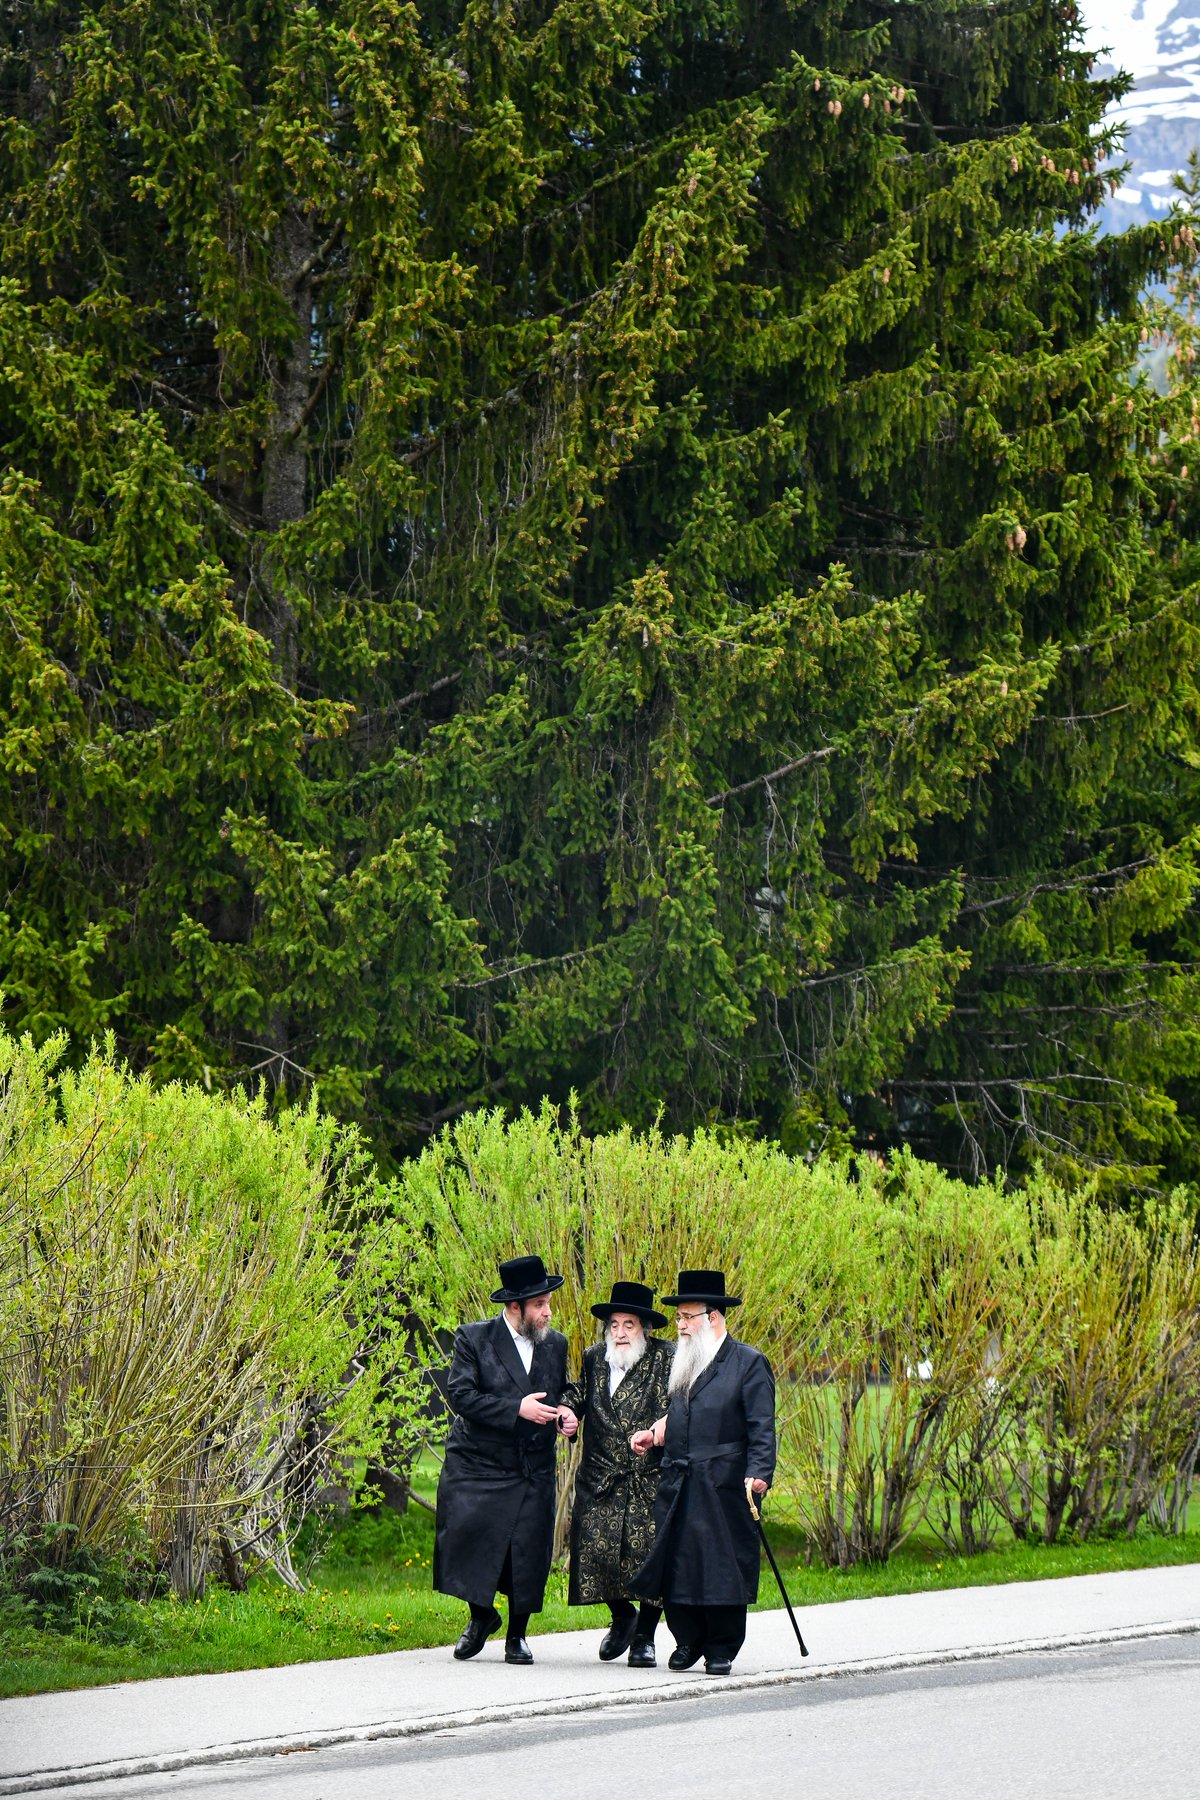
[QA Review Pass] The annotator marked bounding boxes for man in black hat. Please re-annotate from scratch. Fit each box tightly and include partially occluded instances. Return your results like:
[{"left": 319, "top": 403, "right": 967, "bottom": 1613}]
[
  {"left": 631, "top": 1270, "right": 775, "bottom": 1676},
  {"left": 561, "top": 1281, "right": 673, "bottom": 1667},
  {"left": 433, "top": 1254, "right": 575, "bottom": 1665}
]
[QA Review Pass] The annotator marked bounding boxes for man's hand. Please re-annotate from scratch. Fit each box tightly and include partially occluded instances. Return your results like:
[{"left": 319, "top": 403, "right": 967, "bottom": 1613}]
[
  {"left": 631, "top": 1415, "right": 667, "bottom": 1455},
  {"left": 519, "top": 1390, "right": 561, "bottom": 1425},
  {"left": 557, "top": 1407, "right": 579, "bottom": 1438},
  {"left": 749, "top": 1477, "right": 769, "bottom": 1495}
]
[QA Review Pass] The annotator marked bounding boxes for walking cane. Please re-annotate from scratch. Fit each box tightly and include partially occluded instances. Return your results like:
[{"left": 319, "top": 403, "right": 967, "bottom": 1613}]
[{"left": 746, "top": 1481, "right": 809, "bottom": 1658}]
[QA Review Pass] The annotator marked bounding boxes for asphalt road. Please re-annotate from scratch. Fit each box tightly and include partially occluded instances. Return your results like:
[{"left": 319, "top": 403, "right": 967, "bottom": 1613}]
[{"left": 54, "top": 1634, "right": 1198, "bottom": 1800}]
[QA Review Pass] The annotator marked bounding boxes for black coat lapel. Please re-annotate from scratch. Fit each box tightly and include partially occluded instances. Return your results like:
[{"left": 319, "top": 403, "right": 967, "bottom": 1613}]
[
  {"left": 530, "top": 1332, "right": 560, "bottom": 1397},
  {"left": 491, "top": 1314, "right": 534, "bottom": 1393}
]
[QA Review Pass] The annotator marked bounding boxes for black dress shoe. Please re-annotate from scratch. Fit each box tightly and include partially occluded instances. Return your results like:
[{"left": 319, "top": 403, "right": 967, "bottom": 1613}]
[
  {"left": 667, "top": 1643, "right": 703, "bottom": 1671},
  {"left": 705, "top": 1656, "right": 733, "bottom": 1675},
  {"left": 628, "top": 1636, "right": 656, "bottom": 1668},
  {"left": 598, "top": 1614, "right": 638, "bottom": 1662},
  {"left": 504, "top": 1636, "right": 534, "bottom": 1664},
  {"left": 453, "top": 1607, "right": 502, "bottom": 1660}
]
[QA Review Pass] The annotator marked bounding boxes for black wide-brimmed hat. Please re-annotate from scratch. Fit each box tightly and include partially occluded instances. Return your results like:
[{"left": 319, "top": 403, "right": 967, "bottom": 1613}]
[
  {"left": 661, "top": 1269, "right": 742, "bottom": 1310},
  {"left": 590, "top": 1280, "right": 668, "bottom": 1330},
  {"left": 490, "top": 1254, "right": 565, "bottom": 1303}
]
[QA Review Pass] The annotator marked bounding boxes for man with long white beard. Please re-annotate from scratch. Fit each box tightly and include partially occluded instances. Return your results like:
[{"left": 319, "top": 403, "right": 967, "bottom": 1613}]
[
  {"left": 560, "top": 1282, "right": 673, "bottom": 1665},
  {"left": 630, "top": 1270, "right": 775, "bottom": 1675},
  {"left": 433, "top": 1255, "right": 578, "bottom": 1665}
]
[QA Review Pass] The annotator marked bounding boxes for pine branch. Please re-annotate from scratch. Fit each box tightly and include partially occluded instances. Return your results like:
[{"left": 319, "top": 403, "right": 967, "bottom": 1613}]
[
  {"left": 452, "top": 946, "right": 599, "bottom": 990},
  {"left": 707, "top": 746, "right": 836, "bottom": 806}
]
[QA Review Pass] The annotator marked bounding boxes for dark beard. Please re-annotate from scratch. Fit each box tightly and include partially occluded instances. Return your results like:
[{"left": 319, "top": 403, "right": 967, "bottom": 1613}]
[{"left": 517, "top": 1312, "right": 550, "bottom": 1346}]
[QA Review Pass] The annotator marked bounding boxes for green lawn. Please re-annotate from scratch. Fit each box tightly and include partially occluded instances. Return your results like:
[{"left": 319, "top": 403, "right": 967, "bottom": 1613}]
[{"left": 4, "top": 1490, "right": 1199, "bottom": 1700}]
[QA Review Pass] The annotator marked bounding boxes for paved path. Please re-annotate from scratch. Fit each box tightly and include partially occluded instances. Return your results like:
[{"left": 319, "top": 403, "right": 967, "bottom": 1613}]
[
  {"left": 3, "top": 1566, "right": 1199, "bottom": 1794},
  {"left": 43, "top": 1636, "right": 1200, "bottom": 1800}
]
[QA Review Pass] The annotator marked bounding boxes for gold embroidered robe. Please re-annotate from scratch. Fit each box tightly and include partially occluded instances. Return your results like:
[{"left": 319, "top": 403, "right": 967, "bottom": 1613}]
[{"left": 561, "top": 1336, "right": 672, "bottom": 1605}]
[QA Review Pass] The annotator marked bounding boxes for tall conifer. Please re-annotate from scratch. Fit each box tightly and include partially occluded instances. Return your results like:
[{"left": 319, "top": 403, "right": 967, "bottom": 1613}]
[{"left": 2, "top": 0, "right": 1197, "bottom": 1182}]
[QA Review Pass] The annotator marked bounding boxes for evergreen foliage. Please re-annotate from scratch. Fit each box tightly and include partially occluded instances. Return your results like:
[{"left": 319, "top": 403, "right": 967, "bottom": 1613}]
[{"left": 2, "top": 0, "right": 1198, "bottom": 1181}]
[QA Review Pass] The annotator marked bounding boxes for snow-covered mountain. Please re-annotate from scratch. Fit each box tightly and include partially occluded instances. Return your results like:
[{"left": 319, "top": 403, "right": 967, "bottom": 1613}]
[{"left": 1084, "top": 0, "right": 1200, "bottom": 225}]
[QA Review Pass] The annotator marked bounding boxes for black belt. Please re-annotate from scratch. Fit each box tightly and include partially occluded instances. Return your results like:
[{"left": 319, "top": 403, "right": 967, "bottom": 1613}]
[{"left": 663, "top": 1438, "right": 747, "bottom": 1469}]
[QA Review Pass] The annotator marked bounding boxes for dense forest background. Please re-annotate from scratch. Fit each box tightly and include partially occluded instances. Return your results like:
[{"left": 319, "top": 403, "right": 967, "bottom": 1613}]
[{"left": 3, "top": 0, "right": 1200, "bottom": 1190}]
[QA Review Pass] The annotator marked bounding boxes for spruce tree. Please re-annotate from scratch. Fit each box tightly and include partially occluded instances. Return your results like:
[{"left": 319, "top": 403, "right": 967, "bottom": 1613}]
[{"left": 2, "top": 0, "right": 1197, "bottom": 1182}]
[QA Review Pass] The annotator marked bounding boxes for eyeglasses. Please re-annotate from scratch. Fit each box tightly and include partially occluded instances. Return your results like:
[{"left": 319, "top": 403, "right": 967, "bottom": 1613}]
[{"left": 676, "top": 1309, "right": 710, "bottom": 1322}]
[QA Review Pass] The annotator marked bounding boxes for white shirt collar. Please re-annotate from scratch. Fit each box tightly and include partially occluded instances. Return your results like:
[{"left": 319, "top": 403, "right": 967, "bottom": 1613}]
[{"left": 503, "top": 1311, "right": 534, "bottom": 1372}]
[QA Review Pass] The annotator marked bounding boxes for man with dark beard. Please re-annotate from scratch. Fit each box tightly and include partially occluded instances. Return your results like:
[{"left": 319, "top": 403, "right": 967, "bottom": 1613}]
[
  {"left": 561, "top": 1282, "right": 672, "bottom": 1666},
  {"left": 630, "top": 1270, "right": 774, "bottom": 1676},
  {"left": 433, "top": 1255, "right": 577, "bottom": 1665}
]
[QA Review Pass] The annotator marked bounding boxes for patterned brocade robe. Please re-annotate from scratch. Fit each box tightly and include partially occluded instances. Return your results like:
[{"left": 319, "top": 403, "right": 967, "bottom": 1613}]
[{"left": 561, "top": 1336, "right": 673, "bottom": 1606}]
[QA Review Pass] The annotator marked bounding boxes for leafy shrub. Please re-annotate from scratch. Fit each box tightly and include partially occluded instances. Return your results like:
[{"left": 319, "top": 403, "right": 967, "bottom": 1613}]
[
  {"left": 395, "top": 1102, "right": 840, "bottom": 1546},
  {"left": 396, "top": 1106, "right": 1200, "bottom": 1566},
  {"left": 993, "top": 1181, "right": 1200, "bottom": 1545},
  {"left": 0, "top": 1525, "right": 152, "bottom": 1645},
  {"left": 778, "top": 1155, "right": 1033, "bottom": 1565},
  {"left": 0, "top": 1023, "right": 425, "bottom": 1597},
  {"left": 7, "top": 1043, "right": 1198, "bottom": 1597}
]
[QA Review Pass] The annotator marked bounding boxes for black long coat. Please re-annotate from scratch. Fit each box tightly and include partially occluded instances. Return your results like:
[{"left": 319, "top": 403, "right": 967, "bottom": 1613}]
[
  {"left": 633, "top": 1334, "right": 776, "bottom": 1607},
  {"left": 432, "top": 1316, "right": 568, "bottom": 1613},
  {"left": 561, "top": 1337, "right": 672, "bottom": 1605}
]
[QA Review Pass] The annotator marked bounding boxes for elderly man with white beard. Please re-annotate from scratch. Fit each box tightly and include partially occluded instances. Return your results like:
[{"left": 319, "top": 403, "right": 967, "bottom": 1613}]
[
  {"left": 630, "top": 1270, "right": 775, "bottom": 1676},
  {"left": 560, "top": 1282, "right": 673, "bottom": 1665}
]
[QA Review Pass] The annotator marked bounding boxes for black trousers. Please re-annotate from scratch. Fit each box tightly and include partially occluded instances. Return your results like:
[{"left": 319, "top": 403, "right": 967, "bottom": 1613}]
[
  {"left": 665, "top": 1602, "right": 747, "bottom": 1660},
  {"left": 609, "top": 1597, "right": 663, "bottom": 1636},
  {"left": 468, "top": 1547, "right": 529, "bottom": 1638}
]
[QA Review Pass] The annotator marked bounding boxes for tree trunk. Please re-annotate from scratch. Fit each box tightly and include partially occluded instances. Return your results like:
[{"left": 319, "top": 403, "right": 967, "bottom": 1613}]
[
  {"left": 259, "top": 205, "right": 314, "bottom": 690},
  {"left": 245, "top": 205, "right": 315, "bottom": 1080}
]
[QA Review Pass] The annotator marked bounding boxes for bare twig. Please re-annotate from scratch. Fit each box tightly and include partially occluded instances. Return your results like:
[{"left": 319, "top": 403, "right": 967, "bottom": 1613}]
[{"left": 707, "top": 746, "right": 836, "bottom": 806}]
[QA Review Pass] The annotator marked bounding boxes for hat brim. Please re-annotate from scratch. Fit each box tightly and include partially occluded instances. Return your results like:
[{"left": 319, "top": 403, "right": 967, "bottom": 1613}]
[
  {"left": 661, "top": 1292, "right": 741, "bottom": 1309},
  {"left": 491, "top": 1273, "right": 565, "bottom": 1303},
  {"left": 591, "top": 1301, "right": 668, "bottom": 1330}
]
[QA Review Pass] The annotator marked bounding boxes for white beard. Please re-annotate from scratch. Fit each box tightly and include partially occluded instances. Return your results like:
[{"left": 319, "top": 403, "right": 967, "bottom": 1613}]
[
  {"left": 605, "top": 1333, "right": 648, "bottom": 1377},
  {"left": 668, "top": 1316, "right": 721, "bottom": 1395}
]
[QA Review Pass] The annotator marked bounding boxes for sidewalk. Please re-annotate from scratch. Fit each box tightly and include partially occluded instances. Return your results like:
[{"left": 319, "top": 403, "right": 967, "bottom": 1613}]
[{"left": 3, "top": 1565, "right": 1199, "bottom": 1794}]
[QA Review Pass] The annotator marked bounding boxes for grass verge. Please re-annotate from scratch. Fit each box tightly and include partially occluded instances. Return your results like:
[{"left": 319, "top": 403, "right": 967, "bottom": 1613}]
[{"left": 3, "top": 1498, "right": 1199, "bottom": 1700}]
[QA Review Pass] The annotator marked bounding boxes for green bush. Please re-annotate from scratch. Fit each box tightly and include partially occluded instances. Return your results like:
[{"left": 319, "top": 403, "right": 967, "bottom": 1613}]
[
  {"left": 990, "top": 1181, "right": 1200, "bottom": 1545},
  {"left": 776, "top": 1155, "right": 1032, "bottom": 1566},
  {"left": 395, "top": 1102, "right": 839, "bottom": 1547},
  {"left": 0, "top": 1022, "right": 424, "bottom": 1597},
  {"left": 0, "top": 1527, "right": 150, "bottom": 1645},
  {"left": 395, "top": 1106, "right": 1200, "bottom": 1566},
  {"left": 7, "top": 1050, "right": 1198, "bottom": 1594}
]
